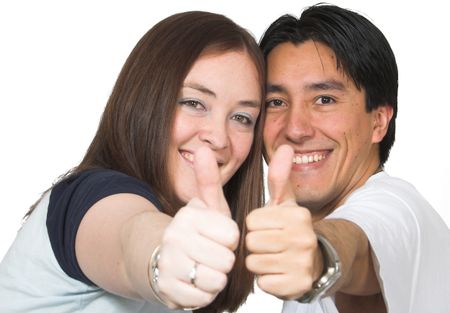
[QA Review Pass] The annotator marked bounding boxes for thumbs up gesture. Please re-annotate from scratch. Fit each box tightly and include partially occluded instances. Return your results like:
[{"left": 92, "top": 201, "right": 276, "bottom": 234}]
[
  {"left": 246, "top": 145, "right": 322, "bottom": 300},
  {"left": 156, "top": 147, "right": 239, "bottom": 309}
]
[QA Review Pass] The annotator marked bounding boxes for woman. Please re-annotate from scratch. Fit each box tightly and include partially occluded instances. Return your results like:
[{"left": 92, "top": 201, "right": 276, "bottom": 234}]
[{"left": 0, "top": 11, "right": 265, "bottom": 313}]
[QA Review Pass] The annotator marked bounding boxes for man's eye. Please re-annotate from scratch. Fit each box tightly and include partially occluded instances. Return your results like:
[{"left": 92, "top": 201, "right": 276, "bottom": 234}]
[
  {"left": 316, "top": 96, "right": 335, "bottom": 105},
  {"left": 266, "top": 99, "right": 284, "bottom": 107}
]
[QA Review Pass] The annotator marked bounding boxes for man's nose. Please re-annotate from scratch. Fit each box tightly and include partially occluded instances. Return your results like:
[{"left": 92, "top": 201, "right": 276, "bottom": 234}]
[{"left": 285, "top": 104, "right": 315, "bottom": 143}]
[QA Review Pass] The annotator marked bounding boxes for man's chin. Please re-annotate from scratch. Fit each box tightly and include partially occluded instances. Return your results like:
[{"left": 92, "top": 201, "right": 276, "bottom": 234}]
[
  {"left": 296, "top": 199, "right": 322, "bottom": 212},
  {"left": 295, "top": 191, "right": 330, "bottom": 212}
]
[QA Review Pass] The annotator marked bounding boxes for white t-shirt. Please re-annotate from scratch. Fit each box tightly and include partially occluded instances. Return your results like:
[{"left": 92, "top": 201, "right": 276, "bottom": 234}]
[{"left": 282, "top": 171, "right": 450, "bottom": 313}]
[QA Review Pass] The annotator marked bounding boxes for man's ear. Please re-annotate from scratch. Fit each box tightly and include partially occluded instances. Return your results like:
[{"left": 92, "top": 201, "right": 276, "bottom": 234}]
[{"left": 372, "top": 105, "right": 393, "bottom": 143}]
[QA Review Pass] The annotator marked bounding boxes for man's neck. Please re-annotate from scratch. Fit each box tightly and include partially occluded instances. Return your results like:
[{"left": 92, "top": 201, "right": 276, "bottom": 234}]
[{"left": 311, "top": 161, "right": 382, "bottom": 222}]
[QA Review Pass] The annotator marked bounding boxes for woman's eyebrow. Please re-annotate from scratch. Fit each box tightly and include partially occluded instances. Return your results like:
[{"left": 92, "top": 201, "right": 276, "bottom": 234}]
[
  {"left": 184, "top": 82, "right": 259, "bottom": 108},
  {"left": 183, "top": 82, "right": 216, "bottom": 97}
]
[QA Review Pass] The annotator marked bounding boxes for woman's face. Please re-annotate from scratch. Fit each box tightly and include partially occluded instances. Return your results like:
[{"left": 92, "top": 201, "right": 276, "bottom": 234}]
[{"left": 169, "top": 50, "right": 261, "bottom": 203}]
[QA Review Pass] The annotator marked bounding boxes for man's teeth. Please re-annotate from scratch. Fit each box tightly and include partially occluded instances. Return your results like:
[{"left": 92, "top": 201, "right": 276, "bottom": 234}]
[{"left": 292, "top": 153, "right": 325, "bottom": 164}]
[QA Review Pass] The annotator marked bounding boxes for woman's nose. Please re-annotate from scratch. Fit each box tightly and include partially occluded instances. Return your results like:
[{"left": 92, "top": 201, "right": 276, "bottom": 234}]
[{"left": 198, "top": 119, "right": 229, "bottom": 150}]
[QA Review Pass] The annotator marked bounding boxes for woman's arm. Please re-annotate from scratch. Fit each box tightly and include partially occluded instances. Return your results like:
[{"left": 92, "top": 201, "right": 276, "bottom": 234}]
[
  {"left": 75, "top": 193, "right": 168, "bottom": 300},
  {"left": 75, "top": 192, "right": 239, "bottom": 309}
]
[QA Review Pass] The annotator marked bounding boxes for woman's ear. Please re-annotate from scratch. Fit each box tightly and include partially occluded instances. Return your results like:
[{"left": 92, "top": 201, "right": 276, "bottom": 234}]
[{"left": 372, "top": 105, "right": 394, "bottom": 143}]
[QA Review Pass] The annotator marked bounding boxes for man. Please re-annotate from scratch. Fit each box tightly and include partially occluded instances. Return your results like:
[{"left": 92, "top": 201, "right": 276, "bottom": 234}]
[{"left": 245, "top": 4, "right": 450, "bottom": 313}]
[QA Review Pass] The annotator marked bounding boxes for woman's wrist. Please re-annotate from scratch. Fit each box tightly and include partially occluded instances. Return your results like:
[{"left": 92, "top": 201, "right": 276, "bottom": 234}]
[{"left": 147, "top": 245, "right": 170, "bottom": 306}]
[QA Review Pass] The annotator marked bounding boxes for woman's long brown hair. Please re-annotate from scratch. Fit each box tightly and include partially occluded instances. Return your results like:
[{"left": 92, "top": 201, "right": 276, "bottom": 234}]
[{"left": 27, "top": 11, "right": 265, "bottom": 313}]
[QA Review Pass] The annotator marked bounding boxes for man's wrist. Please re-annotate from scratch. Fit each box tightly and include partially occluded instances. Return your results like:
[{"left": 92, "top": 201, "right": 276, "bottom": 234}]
[{"left": 296, "top": 234, "right": 341, "bottom": 303}]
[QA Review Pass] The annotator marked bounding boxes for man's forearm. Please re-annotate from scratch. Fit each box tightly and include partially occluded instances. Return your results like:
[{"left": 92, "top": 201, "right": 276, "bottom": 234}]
[{"left": 313, "top": 219, "right": 381, "bottom": 296}]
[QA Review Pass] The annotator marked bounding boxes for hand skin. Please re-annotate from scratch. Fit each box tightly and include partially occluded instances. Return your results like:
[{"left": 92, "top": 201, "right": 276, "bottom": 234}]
[
  {"left": 246, "top": 145, "right": 385, "bottom": 312},
  {"left": 75, "top": 147, "right": 239, "bottom": 310}
]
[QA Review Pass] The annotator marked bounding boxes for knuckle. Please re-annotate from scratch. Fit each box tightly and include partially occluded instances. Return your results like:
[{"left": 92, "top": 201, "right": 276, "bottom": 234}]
[
  {"left": 256, "top": 275, "right": 272, "bottom": 293},
  {"left": 302, "top": 276, "right": 314, "bottom": 291},
  {"left": 267, "top": 169, "right": 281, "bottom": 186},
  {"left": 162, "top": 226, "right": 178, "bottom": 245},
  {"left": 230, "top": 224, "right": 240, "bottom": 243},
  {"left": 257, "top": 274, "right": 309, "bottom": 300},
  {"left": 290, "top": 231, "right": 314, "bottom": 250},
  {"left": 245, "top": 254, "right": 257, "bottom": 272},
  {"left": 245, "top": 232, "right": 255, "bottom": 250},
  {"left": 187, "top": 197, "right": 204, "bottom": 208},
  {"left": 245, "top": 209, "right": 262, "bottom": 230},
  {"left": 200, "top": 292, "right": 215, "bottom": 307},
  {"left": 293, "top": 273, "right": 314, "bottom": 296},
  {"left": 217, "top": 273, "right": 228, "bottom": 290},
  {"left": 305, "top": 234, "right": 318, "bottom": 249},
  {"left": 223, "top": 221, "right": 240, "bottom": 247},
  {"left": 302, "top": 208, "right": 312, "bottom": 222},
  {"left": 245, "top": 214, "right": 254, "bottom": 230},
  {"left": 285, "top": 206, "right": 310, "bottom": 222},
  {"left": 173, "top": 206, "right": 190, "bottom": 222},
  {"left": 210, "top": 272, "right": 228, "bottom": 293},
  {"left": 223, "top": 251, "right": 236, "bottom": 272}
]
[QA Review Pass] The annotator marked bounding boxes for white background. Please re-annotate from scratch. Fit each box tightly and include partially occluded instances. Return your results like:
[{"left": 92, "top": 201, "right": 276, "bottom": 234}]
[{"left": 1, "top": 1, "right": 448, "bottom": 311}]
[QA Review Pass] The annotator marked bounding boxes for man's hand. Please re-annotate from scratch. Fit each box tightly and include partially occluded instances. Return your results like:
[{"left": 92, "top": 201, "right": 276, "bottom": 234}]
[{"left": 245, "top": 145, "right": 323, "bottom": 300}]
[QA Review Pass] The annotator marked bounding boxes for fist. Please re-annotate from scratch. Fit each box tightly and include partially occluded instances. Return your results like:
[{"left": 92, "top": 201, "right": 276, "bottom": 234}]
[
  {"left": 157, "top": 147, "right": 239, "bottom": 309},
  {"left": 245, "top": 145, "right": 322, "bottom": 299}
]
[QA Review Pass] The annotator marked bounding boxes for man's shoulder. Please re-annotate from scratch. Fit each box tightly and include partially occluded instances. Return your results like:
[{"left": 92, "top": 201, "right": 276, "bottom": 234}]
[
  {"left": 333, "top": 171, "right": 445, "bottom": 230},
  {"left": 330, "top": 170, "right": 434, "bottom": 221},
  {"left": 353, "top": 171, "right": 421, "bottom": 202}
]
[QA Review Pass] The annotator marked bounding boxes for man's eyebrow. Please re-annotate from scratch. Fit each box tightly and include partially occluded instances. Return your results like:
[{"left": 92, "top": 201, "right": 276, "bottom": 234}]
[
  {"left": 266, "top": 80, "right": 346, "bottom": 94},
  {"left": 266, "top": 84, "right": 287, "bottom": 94},
  {"left": 183, "top": 82, "right": 216, "bottom": 97},
  {"left": 305, "top": 80, "right": 346, "bottom": 91}
]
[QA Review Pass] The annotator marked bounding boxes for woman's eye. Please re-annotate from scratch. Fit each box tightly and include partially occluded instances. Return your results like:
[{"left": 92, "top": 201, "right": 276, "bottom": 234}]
[
  {"left": 265, "top": 99, "right": 285, "bottom": 108},
  {"left": 232, "top": 113, "right": 253, "bottom": 126},
  {"left": 316, "top": 96, "right": 335, "bottom": 105},
  {"left": 178, "top": 99, "right": 205, "bottom": 110}
]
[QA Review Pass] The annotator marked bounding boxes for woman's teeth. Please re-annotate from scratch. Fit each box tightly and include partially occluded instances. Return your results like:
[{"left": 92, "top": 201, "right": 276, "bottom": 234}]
[{"left": 181, "top": 151, "right": 194, "bottom": 162}]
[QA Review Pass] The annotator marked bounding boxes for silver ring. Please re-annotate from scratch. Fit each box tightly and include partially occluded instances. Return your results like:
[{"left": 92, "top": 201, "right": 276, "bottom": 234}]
[
  {"left": 182, "top": 263, "right": 201, "bottom": 310},
  {"left": 188, "top": 262, "right": 198, "bottom": 287}
]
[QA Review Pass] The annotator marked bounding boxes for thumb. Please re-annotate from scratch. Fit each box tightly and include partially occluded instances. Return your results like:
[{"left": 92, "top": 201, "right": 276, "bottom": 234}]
[
  {"left": 194, "top": 146, "right": 231, "bottom": 216},
  {"left": 268, "top": 144, "right": 296, "bottom": 205}
]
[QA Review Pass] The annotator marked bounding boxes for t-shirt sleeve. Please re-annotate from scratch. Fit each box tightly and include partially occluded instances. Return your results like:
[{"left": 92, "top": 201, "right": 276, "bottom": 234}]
[
  {"left": 46, "top": 169, "right": 162, "bottom": 285},
  {"left": 324, "top": 172, "right": 450, "bottom": 312},
  {"left": 326, "top": 185, "right": 420, "bottom": 312}
]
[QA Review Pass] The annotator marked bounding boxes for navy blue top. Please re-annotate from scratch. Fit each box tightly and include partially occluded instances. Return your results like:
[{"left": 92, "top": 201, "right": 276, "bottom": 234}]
[{"left": 46, "top": 169, "right": 162, "bottom": 285}]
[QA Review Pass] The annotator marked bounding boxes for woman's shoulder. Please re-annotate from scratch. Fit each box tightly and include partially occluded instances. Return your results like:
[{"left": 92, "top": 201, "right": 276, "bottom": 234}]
[
  {"left": 56, "top": 168, "right": 138, "bottom": 188},
  {"left": 51, "top": 168, "right": 162, "bottom": 209}
]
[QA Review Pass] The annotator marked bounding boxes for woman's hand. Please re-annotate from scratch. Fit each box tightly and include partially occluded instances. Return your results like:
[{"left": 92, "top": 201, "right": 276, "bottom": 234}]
[{"left": 156, "top": 147, "right": 239, "bottom": 309}]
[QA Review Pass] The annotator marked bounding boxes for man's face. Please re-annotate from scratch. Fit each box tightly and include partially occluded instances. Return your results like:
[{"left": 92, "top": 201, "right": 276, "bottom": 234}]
[{"left": 264, "top": 41, "right": 390, "bottom": 217}]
